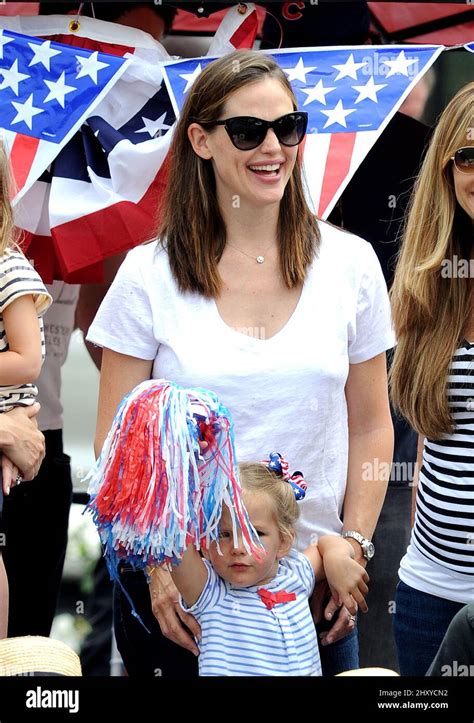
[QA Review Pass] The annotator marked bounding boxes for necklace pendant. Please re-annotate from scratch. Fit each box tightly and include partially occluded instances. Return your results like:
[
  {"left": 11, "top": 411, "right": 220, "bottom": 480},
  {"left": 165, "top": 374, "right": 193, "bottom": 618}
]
[{"left": 256, "top": 255, "right": 265, "bottom": 264}]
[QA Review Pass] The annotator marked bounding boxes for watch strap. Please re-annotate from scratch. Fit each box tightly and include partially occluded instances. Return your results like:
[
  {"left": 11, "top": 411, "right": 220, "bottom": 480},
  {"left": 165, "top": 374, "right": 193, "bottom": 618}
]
[{"left": 342, "top": 530, "right": 374, "bottom": 560}]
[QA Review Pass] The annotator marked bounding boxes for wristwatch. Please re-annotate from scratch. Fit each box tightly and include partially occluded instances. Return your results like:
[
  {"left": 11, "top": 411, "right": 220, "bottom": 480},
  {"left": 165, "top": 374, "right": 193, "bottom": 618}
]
[{"left": 342, "top": 531, "right": 375, "bottom": 561}]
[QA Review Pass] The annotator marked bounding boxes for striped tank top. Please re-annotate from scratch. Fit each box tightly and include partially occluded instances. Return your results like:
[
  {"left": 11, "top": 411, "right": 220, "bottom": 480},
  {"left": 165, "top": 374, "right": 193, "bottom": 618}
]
[{"left": 413, "top": 339, "right": 474, "bottom": 576}]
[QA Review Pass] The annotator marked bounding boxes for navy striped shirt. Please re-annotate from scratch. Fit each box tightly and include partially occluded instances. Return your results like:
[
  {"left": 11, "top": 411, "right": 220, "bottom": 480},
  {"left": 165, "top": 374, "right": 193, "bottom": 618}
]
[
  {"left": 180, "top": 549, "right": 321, "bottom": 676},
  {"left": 413, "top": 340, "right": 474, "bottom": 577}
]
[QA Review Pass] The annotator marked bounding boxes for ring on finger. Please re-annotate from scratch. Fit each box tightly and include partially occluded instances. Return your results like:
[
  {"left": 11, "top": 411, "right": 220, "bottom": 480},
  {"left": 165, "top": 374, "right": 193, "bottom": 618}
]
[
  {"left": 15, "top": 473, "right": 23, "bottom": 486},
  {"left": 348, "top": 613, "right": 356, "bottom": 623}
]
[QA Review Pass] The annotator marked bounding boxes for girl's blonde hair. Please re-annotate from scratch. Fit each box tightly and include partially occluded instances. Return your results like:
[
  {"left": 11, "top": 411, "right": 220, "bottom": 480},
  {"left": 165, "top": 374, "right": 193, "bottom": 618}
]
[
  {"left": 389, "top": 82, "right": 474, "bottom": 439},
  {"left": 0, "top": 142, "right": 16, "bottom": 256},
  {"left": 157, "top": 49, "right": 320, "bottom": 299},
  {"left": 239, "top": 462, "right": 299, "bottom": 544}
]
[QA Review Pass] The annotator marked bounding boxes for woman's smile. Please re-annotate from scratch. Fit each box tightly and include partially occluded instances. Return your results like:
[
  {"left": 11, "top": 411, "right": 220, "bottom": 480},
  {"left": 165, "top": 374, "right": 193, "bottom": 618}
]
[{"left": 247, "top": 158, "right": 286, "bottom": 181}]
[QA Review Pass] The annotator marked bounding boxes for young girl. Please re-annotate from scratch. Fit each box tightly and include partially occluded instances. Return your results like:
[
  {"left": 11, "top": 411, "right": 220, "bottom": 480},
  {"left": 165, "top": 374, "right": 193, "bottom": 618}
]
[
  {"left": 166, "top": 453, "right": 369, "bottom": 676},
  {"left": 0, "top": 143, "right": 52, "bottom": 637}
]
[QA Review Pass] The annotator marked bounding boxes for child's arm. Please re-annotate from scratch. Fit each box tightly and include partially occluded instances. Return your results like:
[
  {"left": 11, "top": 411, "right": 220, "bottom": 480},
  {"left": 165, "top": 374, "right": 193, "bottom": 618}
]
[
  {"left": 1, "top": 295, "right": 42, "bottom": 385},
  {"left": 303, "top": 536, "right": 369, "bottom": 614},
  {"left": 302, "top": 539, "right": 325, "bottom": 581},
  {"left": 167, "top": 544, "right": 209, "bottom": 608},
  {"left": 318, "top": 535, "right": 369, "bottom": 615}
]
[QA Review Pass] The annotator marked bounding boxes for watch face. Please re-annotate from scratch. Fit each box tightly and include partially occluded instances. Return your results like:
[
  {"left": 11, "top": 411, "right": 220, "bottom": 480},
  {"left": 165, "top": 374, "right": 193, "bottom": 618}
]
[{"left": 365, "top": 542, "right": 375, "bottom": 560}]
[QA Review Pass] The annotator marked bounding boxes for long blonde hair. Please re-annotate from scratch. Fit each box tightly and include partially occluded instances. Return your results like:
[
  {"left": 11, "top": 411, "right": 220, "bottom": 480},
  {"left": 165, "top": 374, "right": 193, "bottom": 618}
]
[
  {"left": 390, "top": 82, "right": 474, "bottom": 439},
  {"left": 0, "top": 142, "right": 16, "bottom": 256},
  {"left": 157, "top": 50, "right": 320, "bottom": 298}
]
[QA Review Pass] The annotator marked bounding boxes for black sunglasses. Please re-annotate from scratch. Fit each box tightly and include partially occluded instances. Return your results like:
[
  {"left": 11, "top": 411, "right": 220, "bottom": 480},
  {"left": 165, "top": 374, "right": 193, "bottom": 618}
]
[
  {"left": 200, "top": 111, "right": 308, "bottom": 151},
  {"left": 451, "top": 147, "right": 474, "bottom": 175}
]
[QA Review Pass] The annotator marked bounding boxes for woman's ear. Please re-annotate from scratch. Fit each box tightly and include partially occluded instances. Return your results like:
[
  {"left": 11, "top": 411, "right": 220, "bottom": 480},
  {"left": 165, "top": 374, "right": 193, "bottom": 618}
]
[{"left": 187, "top": 123, "right": 213, "bottom": 160}]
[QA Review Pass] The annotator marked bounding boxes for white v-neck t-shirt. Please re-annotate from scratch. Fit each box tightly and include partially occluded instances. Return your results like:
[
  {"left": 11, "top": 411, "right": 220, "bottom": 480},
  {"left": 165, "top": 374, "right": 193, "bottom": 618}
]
[{"left": 87, "top": 221, "right": 396, "bottom": 550}]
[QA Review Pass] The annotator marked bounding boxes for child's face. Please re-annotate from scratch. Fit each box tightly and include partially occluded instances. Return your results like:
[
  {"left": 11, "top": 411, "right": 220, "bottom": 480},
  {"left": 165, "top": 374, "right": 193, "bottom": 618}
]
[{"left": 207, "top": 491, "right": 291, "bottom": 588}]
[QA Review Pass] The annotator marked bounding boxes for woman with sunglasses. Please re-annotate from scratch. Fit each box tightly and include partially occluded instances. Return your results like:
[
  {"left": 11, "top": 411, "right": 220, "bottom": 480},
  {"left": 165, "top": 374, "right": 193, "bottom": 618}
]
[
  {"left": 390, "top": 82, "right": 474, "bottom": 676},
  {"left": 87, "top": 50, "right": 395, "bottom": 677}
]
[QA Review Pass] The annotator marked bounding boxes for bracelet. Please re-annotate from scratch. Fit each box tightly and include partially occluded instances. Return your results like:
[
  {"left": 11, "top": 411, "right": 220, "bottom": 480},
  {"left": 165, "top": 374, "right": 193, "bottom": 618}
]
[{"left": 145, "top": 564, "right": 156, "bottom": 579}]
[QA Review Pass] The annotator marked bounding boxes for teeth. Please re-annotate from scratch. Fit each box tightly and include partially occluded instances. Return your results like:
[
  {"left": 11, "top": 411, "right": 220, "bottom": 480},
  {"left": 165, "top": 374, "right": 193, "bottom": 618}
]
[{"left": 249, "top": 164, "right": 281, "bottom": 171}]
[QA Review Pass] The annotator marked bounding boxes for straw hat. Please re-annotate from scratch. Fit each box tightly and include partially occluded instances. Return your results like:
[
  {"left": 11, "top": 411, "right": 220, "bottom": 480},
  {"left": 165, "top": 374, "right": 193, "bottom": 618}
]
[
  {"left": 337, "top": 667, "right": 399, "bottom": 677},
  {"left": 0, "top": 637, "right": 82, "bottom": 676}
]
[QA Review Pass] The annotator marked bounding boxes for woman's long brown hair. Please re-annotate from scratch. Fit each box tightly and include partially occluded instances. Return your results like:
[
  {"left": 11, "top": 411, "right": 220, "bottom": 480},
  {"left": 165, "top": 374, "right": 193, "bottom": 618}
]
[
  {"left": 156, "top": 50, "right": 320, "bottom": 298},
  {"left": 389, "top": 82, "right": 474, "bottom": 439}
]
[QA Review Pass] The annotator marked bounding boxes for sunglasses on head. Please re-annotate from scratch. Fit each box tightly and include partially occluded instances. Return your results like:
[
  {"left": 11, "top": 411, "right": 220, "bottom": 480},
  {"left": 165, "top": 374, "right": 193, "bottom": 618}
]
[
  {"left": 201, "top": 111, "right": 308, "bottom": 151},
  {"left": 451, "top": 147, "right": 474, "bottom": 175}
]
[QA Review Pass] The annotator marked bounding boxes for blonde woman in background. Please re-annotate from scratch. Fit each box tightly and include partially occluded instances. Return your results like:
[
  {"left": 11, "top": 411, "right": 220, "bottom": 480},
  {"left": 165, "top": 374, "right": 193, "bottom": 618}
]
[{"left": 390, "top": 82, "right": 474, "bottom": 676}]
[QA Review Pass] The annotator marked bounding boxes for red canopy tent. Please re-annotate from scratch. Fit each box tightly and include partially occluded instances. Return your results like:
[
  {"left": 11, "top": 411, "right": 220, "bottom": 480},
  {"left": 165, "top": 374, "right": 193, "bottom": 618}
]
[
  {"left": 173, "top": 3, "right": 266, "bottom": 33},
  {"left": 169, "top": 2, "right": 474, "bottom": 46},
  {"left": 0, "top": 2, "right": 38, "bottom": 14},
  {"left": 368, "top": 2, "right": 474, "bottom": 45},
  {"left": 3, "top": 3, "right": 473, "bottom": 45},
  {"left": 171, "top": 1, "right": 474, "bottom": 46}
]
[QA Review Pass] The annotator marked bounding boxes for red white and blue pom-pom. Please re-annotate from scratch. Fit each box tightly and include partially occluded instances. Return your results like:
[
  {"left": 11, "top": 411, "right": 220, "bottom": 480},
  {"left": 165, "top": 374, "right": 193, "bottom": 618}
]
[{"left": 85, "top": 380, "right": 263, "bottom": 587}]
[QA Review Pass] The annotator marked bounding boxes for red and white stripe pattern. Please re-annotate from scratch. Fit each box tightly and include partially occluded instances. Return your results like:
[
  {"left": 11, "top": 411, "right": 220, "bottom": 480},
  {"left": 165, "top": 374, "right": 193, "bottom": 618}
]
[
  {"left": 207, "top": 2, "right": 258, "bottom": 55},
  {"left": 0, "top": 7, "right": 258, "bottom": 282},
  {"left": 302, "top": 128, "right": 379, "bottom": 218},
  {"left": 0, "top": 20, "right": 131, "bottom": 202}
]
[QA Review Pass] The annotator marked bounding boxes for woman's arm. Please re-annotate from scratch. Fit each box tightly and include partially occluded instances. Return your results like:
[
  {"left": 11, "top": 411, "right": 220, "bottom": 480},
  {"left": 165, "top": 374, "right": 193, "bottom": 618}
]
[
  {"left": 314, "top": 352, "right": 392, "bottom": 645},
  {"left": 411, "top": 434, "right": 425, "bottom": 527},
  {"left": 342, "top": 351, "right": 394, "bottom": 566},
  {"left": 1, "top": 296, "right": 42, "bottom": 384},
  {"left": 94, "top": 347, "right": 154, "bottom": 456}
]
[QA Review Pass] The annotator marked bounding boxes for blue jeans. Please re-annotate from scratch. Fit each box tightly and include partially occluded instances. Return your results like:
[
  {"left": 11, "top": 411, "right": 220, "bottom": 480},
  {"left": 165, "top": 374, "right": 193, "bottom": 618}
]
[
  {"left": 393, "top": 580, "right": 465, "bottom": 676},
  {"left": 317, "top": 607, "right": 360, "bottom": 676}
]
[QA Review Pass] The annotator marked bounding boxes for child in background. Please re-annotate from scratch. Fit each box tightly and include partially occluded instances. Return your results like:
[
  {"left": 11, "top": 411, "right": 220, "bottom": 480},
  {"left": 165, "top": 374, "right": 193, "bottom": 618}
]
[
  {"left": 0, "top": 143, "right": 52, "bottom": 636},
  {"left": 167, "top": 453, "right": 369, "bottom": 676}
]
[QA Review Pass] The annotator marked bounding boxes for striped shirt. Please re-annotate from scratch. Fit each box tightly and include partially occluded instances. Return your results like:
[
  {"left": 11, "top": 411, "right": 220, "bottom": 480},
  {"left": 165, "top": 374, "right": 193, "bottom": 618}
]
[
  {"left": 411, "top": 340, "right": 474, "bottom": 578},
  {"left": 0, "top": 249, "right": 52, "bottom": 412},
  {"left": 180, "top": 549, "right": 320, "bottom": 676}
]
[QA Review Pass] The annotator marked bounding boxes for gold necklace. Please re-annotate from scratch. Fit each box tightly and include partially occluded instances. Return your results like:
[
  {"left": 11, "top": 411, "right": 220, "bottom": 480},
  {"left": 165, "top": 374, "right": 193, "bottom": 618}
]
[{"left": 226, "top": 240, "right": 275, "bottom": 264}]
